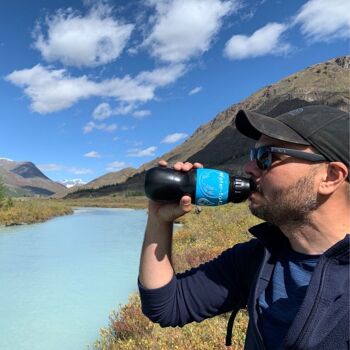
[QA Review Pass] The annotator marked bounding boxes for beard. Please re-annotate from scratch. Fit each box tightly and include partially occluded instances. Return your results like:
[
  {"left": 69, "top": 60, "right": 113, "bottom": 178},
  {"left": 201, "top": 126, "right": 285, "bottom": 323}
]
[{"left": 249, "top": 172, "right": 319, "bottom": 228}]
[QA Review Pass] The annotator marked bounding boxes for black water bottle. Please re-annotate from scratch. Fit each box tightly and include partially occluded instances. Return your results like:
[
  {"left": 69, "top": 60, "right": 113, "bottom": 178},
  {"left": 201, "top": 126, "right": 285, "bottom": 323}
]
[{"left": 144, "top": 167, "right": 253, "bottom": 206}]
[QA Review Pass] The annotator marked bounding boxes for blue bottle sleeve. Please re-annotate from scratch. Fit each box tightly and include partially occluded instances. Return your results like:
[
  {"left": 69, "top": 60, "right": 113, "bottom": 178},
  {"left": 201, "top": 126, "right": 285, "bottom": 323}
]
[{"left": 195, "top": 168, "right": 229, "bottom": 206}]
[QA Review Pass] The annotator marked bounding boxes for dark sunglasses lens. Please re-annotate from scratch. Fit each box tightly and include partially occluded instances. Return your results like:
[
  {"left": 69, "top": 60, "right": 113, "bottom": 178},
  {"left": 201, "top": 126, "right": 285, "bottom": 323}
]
[{"left": 257, "top": 149, "right": 271, "bottom": 170}]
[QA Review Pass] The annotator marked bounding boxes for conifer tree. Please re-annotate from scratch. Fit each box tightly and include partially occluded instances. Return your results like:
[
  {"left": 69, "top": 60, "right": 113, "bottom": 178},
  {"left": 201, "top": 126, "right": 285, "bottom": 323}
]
[{"left": 0, "top": 178, "right": 6, "bottom": 206}]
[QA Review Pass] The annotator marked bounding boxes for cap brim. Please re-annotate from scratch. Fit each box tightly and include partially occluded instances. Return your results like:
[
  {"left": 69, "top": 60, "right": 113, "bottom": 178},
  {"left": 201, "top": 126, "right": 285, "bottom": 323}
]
[{"left": 235, "top": 110, "right": 310, "bottom": 145}]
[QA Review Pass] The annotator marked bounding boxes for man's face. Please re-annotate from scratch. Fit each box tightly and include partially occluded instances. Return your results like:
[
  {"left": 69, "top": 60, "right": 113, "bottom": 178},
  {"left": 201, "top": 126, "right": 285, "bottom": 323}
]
[{"left": 244, "top": 135, "right": 323, "bottom": 227}]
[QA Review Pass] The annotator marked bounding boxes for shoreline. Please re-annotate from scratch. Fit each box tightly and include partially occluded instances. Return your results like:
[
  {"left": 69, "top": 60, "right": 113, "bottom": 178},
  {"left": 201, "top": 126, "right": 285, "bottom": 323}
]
[{"left": 0, "top": 196, "right": 148, "bottom": 227}]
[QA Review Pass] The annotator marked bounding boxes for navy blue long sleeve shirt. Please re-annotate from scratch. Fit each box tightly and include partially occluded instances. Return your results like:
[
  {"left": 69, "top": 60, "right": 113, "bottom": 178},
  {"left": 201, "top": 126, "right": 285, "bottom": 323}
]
[{"left": 139, "top": 222, "right": 350, "bottom": 349}]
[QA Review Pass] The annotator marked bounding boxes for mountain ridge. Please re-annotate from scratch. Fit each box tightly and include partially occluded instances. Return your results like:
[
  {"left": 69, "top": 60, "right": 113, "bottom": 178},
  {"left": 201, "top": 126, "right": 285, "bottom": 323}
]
[
  {"left": 64, "top": 55, "right": 349, "bottom": 199},
  {"left": 0, "top": 159, "right": 66, "bottom": 197},
  {"left": 4, "top": 56, "right": 347, "bottom": 199}
]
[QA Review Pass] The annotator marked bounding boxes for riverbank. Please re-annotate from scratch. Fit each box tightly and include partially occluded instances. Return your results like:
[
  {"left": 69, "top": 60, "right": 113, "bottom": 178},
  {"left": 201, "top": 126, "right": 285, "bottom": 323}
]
[
  {"left": 0, "top": 196, "right": 148, "bottom": 227},
  {"left": 93, "top": 203, "right": 262, "bottom": 350},
  {"left": 0, "top": 199, "right": 73, "bottom": 226},
  {"left": 56, "top": 195, "right": 148, "bottom": 209}
]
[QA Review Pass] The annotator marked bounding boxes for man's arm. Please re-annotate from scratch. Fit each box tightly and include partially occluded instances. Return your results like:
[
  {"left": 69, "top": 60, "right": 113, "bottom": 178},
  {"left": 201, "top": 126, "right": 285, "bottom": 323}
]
[
  {"left": 139, "top": 196, "right": 192, "bottom": 289},
  {"left": 138, "top": 160, "right": 202, "bottom": 289}
]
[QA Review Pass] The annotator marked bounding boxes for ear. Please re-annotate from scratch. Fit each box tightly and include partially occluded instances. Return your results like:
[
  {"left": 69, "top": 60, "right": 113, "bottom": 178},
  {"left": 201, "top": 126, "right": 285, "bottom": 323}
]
[{"left": 318, "top": 162, "right": 348, "bottom": 195}]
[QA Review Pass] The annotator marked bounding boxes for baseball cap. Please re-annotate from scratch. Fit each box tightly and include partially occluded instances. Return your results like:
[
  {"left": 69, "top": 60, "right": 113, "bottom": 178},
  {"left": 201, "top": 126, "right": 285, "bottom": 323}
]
[{"left": 235, "top": 105, "right": 349, "bottom": 171}]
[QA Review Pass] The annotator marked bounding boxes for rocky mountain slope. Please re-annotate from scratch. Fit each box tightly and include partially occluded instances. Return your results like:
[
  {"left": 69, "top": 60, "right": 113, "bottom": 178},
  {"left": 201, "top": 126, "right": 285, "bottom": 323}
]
[
  {"left": 65, "top": 56, "right": 349, "bottom": 199},
  {"left": 0, "top": 159, "right": 66, "bottom": 197}
]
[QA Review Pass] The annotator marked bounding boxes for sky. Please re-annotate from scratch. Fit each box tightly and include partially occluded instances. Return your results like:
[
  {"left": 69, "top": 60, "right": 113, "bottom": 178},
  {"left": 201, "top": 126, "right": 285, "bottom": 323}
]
[{"left": 1, "top": 0, "right": 349, "bottom": 185}]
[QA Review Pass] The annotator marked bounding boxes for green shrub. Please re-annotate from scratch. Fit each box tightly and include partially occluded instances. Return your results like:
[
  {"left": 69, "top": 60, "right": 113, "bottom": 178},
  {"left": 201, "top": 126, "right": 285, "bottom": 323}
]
[{"left": 0, "top": 178, "right": 6, "bottom": 205}]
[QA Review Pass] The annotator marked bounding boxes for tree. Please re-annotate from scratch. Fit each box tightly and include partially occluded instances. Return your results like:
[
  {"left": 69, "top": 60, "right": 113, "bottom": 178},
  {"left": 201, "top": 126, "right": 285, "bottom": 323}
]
[{"left": 0, "top": 177, "right": 7, "bottom": 207}]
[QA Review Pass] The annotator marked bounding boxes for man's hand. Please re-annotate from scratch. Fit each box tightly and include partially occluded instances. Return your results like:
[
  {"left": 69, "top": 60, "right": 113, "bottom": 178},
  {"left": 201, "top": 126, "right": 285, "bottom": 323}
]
[{"left": 148, "top": 160, "right": 204, "bottom": 223}]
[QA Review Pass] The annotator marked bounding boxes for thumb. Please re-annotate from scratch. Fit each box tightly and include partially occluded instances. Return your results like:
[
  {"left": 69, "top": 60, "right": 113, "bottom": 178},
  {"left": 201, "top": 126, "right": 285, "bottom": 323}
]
[
  {"left": 158, "top": 196, "right": 193, "bottom": 222},
  {"left": 180, "top": 195, "right": 192, "bottom": 213}
]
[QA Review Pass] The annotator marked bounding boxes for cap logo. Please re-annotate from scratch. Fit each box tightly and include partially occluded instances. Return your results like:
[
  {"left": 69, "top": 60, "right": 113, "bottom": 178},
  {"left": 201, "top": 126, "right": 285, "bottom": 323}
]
[{"left": 288, "top": 108, "right": 304, "bottom": 116}]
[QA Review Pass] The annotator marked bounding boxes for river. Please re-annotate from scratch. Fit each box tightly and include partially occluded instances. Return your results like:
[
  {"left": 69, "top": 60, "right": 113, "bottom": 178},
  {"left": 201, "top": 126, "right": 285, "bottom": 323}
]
[{"left": 0, "top": 208, "right": 147, "bottom": 350}]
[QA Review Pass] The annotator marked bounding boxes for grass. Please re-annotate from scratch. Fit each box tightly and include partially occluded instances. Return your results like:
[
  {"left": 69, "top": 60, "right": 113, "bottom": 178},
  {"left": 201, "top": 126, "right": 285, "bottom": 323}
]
[
  {"left": 93, "top": 203, "right": 262, "bottom": 350},
  {"left": 0, "top": 198, "right": 73, "bottom": 226},
  {"left": 55, "top": 195, "right": 148, "bottom": 209},
  {"left": 0, "top": 195, "right": 148, "bottom": 227}
]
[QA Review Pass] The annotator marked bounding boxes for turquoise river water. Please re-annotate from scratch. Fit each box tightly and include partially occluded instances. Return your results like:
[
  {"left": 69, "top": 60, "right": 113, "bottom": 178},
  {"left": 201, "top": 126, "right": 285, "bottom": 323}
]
[{"left": 0, "top": 208, "right": 147, "bottom": 350}]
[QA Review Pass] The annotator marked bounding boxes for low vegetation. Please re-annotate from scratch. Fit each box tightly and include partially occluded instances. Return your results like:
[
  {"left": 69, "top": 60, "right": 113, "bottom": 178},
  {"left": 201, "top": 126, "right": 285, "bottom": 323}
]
[
  {"left": 0, "top": 194, "right": 147, "bottom": 227},
  {"left": 56, "top": 195, "right": 148, "bottom": 209},
  {"left": 0, "top": 178, "right": 15, "bottom": 213},
  {"left": 93, "top": 203, "right": 261, "bottom": 350},
  {"left": 0, "top": 198, "right": 73, "bottom": 226}
]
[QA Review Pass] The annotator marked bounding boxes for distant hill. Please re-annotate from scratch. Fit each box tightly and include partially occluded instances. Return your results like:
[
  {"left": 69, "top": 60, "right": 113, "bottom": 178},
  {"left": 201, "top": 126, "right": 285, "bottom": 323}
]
[
  {"left": 84, "top": 167, "right": 137, "bottom": 188},
  {"left": 64, "top": 56, "right": 350, "bottom": 199},
  {"left": 0, "top": 159, "right": 66, "bottom": 197},
  {"left": 55, "top": 167, "right": 138, "bottom": 198}
]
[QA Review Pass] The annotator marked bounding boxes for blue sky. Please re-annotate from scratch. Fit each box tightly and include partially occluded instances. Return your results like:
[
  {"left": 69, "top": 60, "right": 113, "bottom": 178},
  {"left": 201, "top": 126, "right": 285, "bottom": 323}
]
[{"left": 1, "top": 0, "right": 349, "bottom": 185}]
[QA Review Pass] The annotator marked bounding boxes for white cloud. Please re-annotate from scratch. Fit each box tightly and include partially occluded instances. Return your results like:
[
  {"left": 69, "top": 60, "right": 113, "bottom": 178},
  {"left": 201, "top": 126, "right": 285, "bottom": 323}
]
[
  {"left": 145, "top": 0, "right": 236, "bottom": 62},
  {"left": 34, "top": 5, "right": 134, "bottom": 67},
  {"left": 161, "top": 132, "right": 188, "bottom": 143},
  {"left": 38, "top": 163, "right": 64, "bottom": 172},
  {"left": 133, "top": 110, "right": 151, "bottom": 118},
  {"left": 92, "top": 102, "right": 150, "bottom": 121},
  {"left": 224, "top": 22, "right": 290, "bottom": 60},
  {"left": 94, "top": 102, "right": 137, "bottom": 119},
  {"left": 84, "top": 151, "right": 101, "bottom": 158},
  {"left": 70, "top": 167, "right": 93, "bottom": 175},
  {"left": 6, "top": 64, "right": 185, "bottom": 114},
  {"left": 189, "top": 86, "right": 202, "bottom": 95},
  {"left": 136, "top": 64, "right": 186, "bottom": 86},
  {"left": 120, "top": 125, "right": 136, "bottom": 131},
  {"left": 113, "top": 102, "right": 136, "bottom": 115},
  {"left": 106, "top": 161, "right": 128, "bottom": 171},
  {"left": 127, "top": 146, "right": 157, "bottom": 157},
  {"left": 83, "top": 121, "right": 117, "bottom": 134},
  {"left": 93, "top": 103, "right": 112, "bottom": 120},
  {"left": 6, "top": 65, "right": 98, "bottom": 114},
  {"left": 293, "top": 0, "right": 350, "bottom": 42},
  {"left": 38, "top": 163, "right": 92, "bottom": 175}
]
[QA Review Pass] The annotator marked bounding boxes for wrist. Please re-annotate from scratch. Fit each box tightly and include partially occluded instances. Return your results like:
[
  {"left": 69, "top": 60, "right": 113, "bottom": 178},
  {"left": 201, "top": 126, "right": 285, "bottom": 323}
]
[{"left": 147, "top": 212, "right": 174, "bottom": 227}]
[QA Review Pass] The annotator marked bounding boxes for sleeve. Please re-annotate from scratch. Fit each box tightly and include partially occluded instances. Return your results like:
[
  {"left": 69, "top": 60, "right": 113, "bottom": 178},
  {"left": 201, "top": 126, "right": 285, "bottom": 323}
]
[{"left": 138, "top": 238, "right": 262, "bottom": 327}]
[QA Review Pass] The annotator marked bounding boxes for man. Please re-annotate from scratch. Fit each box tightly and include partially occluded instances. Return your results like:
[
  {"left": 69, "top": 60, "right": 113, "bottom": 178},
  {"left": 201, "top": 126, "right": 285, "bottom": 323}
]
[{"left": 138, "top": 105, "right": 349, "bottom": 349}]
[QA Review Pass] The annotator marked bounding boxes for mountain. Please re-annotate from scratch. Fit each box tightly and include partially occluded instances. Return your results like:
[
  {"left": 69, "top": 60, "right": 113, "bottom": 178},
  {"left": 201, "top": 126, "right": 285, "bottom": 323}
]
[
  {"left": 0, "top": 159, "right": 66, "bottom": 197},
  {"left": 64, "top": 56, "right": 350, "bottom": 199},
  {"left": 59, "top": 179, "right": 86, "bottom": 188},
  {"left": 77, "top": 167, "right": 137, "bottom": 189},
  {"left": 59, "top": 167, "right": 138, "bottom": 198}
]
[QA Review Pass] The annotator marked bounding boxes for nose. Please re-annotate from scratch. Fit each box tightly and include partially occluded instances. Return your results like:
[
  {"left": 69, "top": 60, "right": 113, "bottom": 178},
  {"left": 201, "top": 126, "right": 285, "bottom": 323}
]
[{"left": 244, "top": 159, "right": 261, "bottom": 178}]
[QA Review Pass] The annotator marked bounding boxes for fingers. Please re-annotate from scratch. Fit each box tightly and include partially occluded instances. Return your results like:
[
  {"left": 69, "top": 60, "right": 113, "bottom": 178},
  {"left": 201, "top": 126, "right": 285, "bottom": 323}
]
[
  {"left": 159, "top": 159, "right": 204, "bottom": 171},
  {"left": 158, "top": 159, "right": 168, "bottom": 167},
  {"left": 193, "top": 162, "right": 204, "bottom": 168},
  {"left": 175, "top": 162, "right": 203, "bottom": 171},
  {"left": 174, "top": 161, "right": 196, "bottom": 172}
]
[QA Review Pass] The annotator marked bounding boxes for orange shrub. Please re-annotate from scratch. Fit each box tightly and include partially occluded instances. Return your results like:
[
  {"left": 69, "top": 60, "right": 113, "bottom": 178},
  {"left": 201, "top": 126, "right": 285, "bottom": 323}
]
[{"left": 93, "top": 203, "right": 261, "bottom": 350}]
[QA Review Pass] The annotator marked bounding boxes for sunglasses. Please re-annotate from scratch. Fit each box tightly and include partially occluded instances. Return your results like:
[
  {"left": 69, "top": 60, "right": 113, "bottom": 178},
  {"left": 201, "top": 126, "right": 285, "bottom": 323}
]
[{"left": 250, "top": 146, "right": 327, "bottom": 170}]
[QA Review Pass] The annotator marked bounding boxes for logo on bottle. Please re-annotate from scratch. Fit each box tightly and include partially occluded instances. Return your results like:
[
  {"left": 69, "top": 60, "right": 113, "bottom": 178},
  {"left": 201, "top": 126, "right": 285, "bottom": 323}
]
[{"left": 195, "top": 169, "right": 229, "bottom": 206}]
